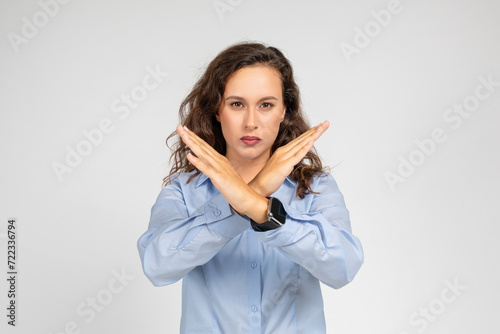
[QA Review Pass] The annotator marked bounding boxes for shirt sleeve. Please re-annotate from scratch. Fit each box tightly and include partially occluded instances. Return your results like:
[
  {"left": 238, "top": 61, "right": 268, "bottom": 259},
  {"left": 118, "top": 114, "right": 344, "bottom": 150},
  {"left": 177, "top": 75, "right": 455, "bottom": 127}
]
[
  {"left": 254, "top": 173, "right": 364, "bottom": 289},
  {"left": 137, "top": 175, "right": 249, "bottom": 287}
]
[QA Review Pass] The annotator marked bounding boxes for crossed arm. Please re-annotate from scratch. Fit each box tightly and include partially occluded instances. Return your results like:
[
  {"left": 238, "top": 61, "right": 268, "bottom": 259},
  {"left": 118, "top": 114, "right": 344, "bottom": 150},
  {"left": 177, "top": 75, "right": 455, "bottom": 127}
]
[
  {"left": 176, "top": 120, "right": 330, "bottom": 223},
  {"left": 139, "top": 120, "right": 364, "bottom": 287}
]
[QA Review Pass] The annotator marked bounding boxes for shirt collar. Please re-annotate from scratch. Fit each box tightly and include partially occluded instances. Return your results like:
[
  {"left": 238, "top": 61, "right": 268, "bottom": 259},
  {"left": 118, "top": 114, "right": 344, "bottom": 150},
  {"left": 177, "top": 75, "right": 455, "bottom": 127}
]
[
  {"left": 195, "top": 172, "right": 210, "bottom": 188},
  {"left": 284, "top": 175, "right": 296, "bottom": 186}
]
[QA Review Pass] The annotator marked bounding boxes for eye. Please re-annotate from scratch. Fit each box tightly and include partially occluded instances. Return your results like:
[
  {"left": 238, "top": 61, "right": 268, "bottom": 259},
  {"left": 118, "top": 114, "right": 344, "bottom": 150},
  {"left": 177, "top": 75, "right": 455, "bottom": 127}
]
[
  {"left": 230, "top": 102, "right": 244, "bottom": 108},
  {"left": 260, "top": 102, "right": 274, "bottom": 109}
]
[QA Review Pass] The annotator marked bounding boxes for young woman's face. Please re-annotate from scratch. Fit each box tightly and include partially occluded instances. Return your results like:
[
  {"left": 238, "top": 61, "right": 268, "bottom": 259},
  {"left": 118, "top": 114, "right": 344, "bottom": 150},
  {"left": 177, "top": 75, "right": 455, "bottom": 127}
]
[{"left": 216, "top": 66, "right": 286, "bottom": 167}]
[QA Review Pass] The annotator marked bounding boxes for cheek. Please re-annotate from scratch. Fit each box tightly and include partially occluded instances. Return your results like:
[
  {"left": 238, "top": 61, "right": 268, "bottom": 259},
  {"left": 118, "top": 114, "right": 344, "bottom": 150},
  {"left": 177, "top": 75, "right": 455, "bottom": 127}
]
[
  {"left": 263, "top": 115, "right": 283, "bottom": 139},
  {"left": 269, "top": 113, "right": 284, "bottom": 129},
  {"left": 219, "top": 115, "right": 238, "bottom": 139},
  {"left": 221, "top": 114, "right": 235, "bottom": 126}
]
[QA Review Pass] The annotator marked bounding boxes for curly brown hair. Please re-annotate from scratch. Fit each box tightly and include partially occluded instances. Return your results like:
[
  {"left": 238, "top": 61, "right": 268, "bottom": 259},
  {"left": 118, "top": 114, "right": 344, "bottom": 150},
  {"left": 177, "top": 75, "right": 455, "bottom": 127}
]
[{"left": 163, "top": 42, "right": 325, "bottom": 198}]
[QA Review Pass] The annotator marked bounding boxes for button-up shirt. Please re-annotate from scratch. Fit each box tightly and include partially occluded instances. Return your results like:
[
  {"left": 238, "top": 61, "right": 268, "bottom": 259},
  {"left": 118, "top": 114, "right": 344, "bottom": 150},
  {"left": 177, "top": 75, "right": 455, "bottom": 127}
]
[{"left": 137, "top": 171, "right": 363, "bottom": 333}]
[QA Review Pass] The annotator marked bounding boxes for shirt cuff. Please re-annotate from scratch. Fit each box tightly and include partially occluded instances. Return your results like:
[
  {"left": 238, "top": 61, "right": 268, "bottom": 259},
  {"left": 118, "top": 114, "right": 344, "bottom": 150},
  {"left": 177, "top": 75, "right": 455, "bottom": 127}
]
[
  {"left": 253, "top": 202, "right": 306, "bottom": 247},
  {"left": 203, "top": 193, "right": 250, "bottom": 239}
]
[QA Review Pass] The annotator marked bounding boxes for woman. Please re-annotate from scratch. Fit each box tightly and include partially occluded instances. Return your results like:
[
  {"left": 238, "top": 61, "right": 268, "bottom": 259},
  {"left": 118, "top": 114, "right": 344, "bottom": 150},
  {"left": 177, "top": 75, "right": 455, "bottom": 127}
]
[{"left": 137, "top": 42, "right": 363, "bottom": 333}]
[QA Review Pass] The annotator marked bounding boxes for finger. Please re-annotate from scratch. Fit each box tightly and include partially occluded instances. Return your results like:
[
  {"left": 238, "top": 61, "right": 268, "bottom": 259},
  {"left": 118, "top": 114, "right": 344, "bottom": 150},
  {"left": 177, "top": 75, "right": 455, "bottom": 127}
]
[
  {"left": 281, "top": 121, "right": 329, "bottom": 157},
  {"left": 317, "top": 120, "right": 330, "bottom": 134},
  {"left": 178, "top": 125, "right": 208, "bottom": 150},
  {"left": 183, "top": 126, "right": 220, "bottom": 160},
  {"left": 179, "top": 126, "right": 220, "bottom": 164},
  {"left": 289, "top": 139, "right": 315, "bottom": 165},
  {"left": 176, "top": 124, "right": 186, "bottom": 138},
  {"left": 183, "top": 126, "right": 208, "bottom": 147},
  {"left": 310, "top": 120, "right": 329, "bottom": 142},
  {"left": 181, "top": 128, "right": 235, "bottom": 178},
  {"left": 281, "top": 121, "right": 329, "bottom": 164},
  {"left": 284, "top": 121, "right": 326, "bottom": 150},
  {"left": 179, "top": 129, "right": 211, "bottom": 161},
  {"left": 301, "top": 121, "right": 329, "bottom": 143},
  {"left": 277, "top": 129, "right": 314, "bottom": 158},
  {"left": 182, "top": 135, "right": 217, "bottom": 168},
  {"left": 187, "top": 152, "right": 213, "bottom": 178},
  {"left": 178, "top": 125, "right": 204, "bottom": 151}
]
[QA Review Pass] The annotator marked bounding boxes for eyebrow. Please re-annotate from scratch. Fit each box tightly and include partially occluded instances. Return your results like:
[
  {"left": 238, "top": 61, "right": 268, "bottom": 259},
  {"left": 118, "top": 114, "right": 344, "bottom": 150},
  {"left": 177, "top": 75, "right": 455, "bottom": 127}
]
[{"left": 225, "top": 96, "right": 279, "bottom": 102}]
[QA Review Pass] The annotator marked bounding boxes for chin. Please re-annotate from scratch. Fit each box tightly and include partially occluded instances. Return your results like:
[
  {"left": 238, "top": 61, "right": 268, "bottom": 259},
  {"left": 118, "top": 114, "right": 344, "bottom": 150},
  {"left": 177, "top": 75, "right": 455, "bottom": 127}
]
[{"left": 244, "top": 151, "right": 269, "bottom": 161}]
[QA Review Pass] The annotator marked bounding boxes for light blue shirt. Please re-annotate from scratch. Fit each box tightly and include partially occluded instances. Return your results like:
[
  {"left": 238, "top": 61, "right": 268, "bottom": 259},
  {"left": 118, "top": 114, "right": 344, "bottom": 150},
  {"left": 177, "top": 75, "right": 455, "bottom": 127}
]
[{"left": 137, "top": 171, "right": 363, "bottom": 333}]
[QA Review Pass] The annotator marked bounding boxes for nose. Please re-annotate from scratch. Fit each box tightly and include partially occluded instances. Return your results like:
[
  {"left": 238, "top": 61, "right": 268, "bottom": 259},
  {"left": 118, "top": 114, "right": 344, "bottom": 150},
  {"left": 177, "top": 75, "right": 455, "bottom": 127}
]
[{"left": 245, "top": 108, "right": 258, "bottom": 129}]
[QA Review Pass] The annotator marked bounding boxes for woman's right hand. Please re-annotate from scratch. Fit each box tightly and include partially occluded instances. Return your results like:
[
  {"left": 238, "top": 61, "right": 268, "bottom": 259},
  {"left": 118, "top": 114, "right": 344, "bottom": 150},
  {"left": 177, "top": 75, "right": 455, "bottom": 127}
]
[
  {"left": 177, "top": 125, "right": 270, "bottom": 223},
  {"left": 249, "top": 120, "right": 330, "bottom": 197}
]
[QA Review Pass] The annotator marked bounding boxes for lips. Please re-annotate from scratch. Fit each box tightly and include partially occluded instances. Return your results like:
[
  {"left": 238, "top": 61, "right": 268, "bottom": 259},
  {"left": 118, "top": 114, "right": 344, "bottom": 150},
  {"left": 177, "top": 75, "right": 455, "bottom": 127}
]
[{"left": 240, "top": 136, "right": 261, "bottom": 146}]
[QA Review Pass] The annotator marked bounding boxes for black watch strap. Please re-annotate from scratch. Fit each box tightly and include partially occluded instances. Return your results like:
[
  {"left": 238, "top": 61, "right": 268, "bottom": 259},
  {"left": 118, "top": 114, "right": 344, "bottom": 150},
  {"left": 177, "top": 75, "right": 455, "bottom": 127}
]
[{"left": 251, "top": 197, "right": 287, "bottom": 232}]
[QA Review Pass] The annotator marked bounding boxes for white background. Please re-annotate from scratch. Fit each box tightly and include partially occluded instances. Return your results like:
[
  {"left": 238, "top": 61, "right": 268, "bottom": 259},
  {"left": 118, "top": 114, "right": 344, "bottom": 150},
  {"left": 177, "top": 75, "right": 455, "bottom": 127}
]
[{"left": 1, "top": 0, "right": 499, "bottom": 333}]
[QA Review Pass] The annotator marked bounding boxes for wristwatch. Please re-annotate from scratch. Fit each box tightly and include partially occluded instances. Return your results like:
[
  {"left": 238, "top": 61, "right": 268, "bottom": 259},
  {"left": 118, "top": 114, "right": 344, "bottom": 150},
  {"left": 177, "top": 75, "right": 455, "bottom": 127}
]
[{"left": 251, "top": 197, "right": 287, "bottom": 232}]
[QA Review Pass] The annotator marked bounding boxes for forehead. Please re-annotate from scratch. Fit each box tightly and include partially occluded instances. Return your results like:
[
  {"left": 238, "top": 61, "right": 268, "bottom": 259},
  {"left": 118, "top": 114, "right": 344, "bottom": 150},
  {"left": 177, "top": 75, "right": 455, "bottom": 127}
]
[{"left": 224, "top": 66, "right": 282, "bottom": 97}]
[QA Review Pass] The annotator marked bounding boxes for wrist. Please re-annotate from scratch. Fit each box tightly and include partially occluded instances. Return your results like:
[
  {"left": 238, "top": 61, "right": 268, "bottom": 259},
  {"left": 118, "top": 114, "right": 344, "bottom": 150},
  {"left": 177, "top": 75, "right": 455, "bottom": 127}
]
[
  {"left": 244, "top": 192, "right": 269, "bottom": 224},
  {"left": 248, "top": 178, "right": 268, "bottom": 197},
  {"left": 250, "top": 197, "right": 287, "bottom": 232}
]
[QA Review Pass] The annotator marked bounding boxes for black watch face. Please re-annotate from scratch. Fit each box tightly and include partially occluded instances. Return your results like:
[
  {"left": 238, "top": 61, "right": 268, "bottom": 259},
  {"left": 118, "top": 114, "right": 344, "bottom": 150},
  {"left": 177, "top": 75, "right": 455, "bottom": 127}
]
[{"left": 270, "top": 198, "right": 286, "bottom": 224}]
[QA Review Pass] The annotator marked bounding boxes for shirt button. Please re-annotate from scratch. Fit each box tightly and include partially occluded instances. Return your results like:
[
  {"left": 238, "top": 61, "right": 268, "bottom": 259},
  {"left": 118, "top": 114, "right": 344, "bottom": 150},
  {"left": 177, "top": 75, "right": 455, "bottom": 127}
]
[
  {"left": 214, "top": 209, "right": 221, "bottom": 216},
  {"left": 250, "top": 261, "right": 257, "bottom": 269},
  {"left": 251, "top": 305, "right": 258, "bottom": 312}
]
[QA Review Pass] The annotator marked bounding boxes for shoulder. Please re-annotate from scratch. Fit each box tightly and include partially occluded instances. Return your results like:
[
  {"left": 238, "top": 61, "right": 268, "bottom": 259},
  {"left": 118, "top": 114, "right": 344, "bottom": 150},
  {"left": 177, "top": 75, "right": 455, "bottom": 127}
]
[
  {"left": 282, "top": 171, "right": 341, "bottom": 198},
  {"left": 309, "top": 171, "right": 343, "bottom": 196},
  {"left": 312, "top": 171, "right": 337, "bottom": 186},
  {"left": 286, "top": 171, "right": 339, "bottom": 189},
  {"left": 157, "top": 171, "right": 206, "bottom": 199},
  {"left": 164, "top": 170, "right": 205, "bottom": 188}
]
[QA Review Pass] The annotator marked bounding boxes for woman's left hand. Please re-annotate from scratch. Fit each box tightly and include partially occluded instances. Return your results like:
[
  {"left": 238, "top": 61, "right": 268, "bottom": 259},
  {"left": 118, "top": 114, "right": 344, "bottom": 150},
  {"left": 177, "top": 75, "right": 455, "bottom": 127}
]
[
  {"left": 177, "top": 125, "right": 269, "bottom": 223},
  {"left": 249, "top": 121, "right": 330, "bottom": 197}
]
